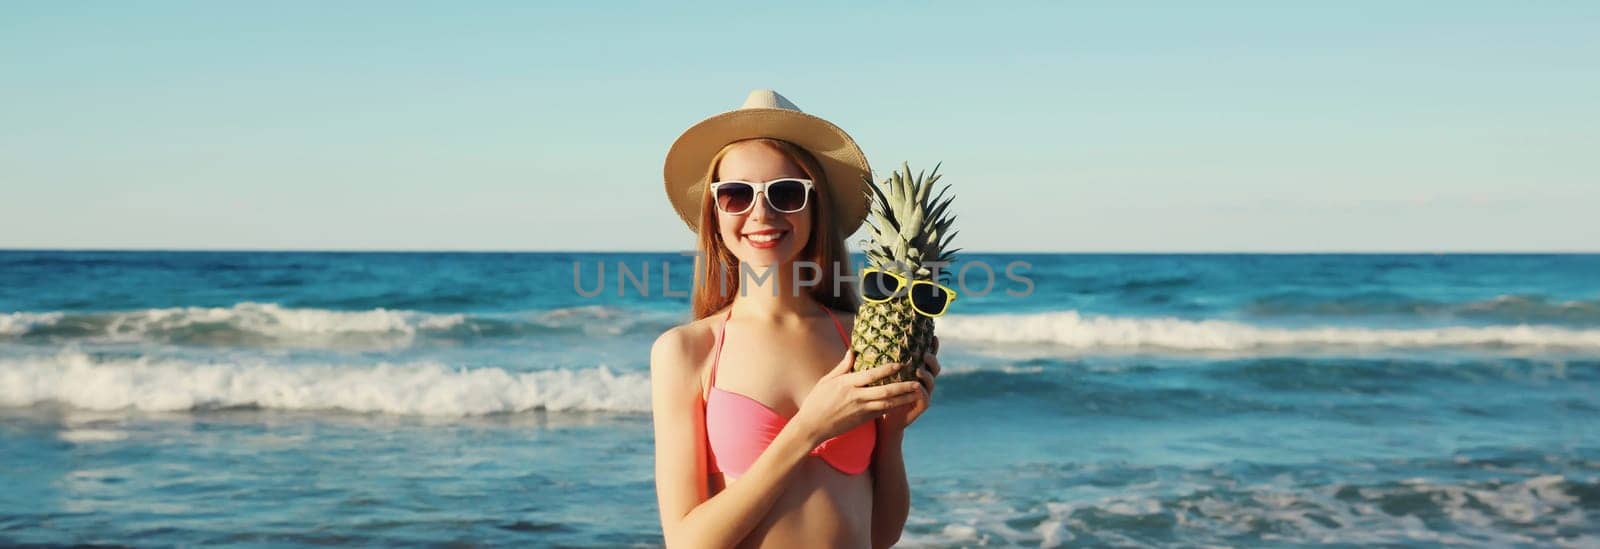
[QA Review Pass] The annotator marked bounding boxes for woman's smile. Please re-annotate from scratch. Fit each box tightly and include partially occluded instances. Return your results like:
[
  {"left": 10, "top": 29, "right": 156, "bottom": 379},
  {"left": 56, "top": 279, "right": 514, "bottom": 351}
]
[{"left": 743, "top": 229, "right": 788, "bottom": 248}]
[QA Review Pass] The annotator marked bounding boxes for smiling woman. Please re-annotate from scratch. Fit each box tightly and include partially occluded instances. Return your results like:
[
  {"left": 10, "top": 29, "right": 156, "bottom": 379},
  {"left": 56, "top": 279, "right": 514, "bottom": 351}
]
[
  {"left": 649, "top": 90, "right": 941, "bottom": 548},
  {"left": 702, "top": 142, "right": 822, "bottom": 290}
]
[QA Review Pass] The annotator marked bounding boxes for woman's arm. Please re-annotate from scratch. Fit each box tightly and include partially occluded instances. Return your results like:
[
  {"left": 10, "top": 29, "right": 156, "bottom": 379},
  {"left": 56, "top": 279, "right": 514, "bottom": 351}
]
[
  {"left": 871, "top": 350, "right": 940, "bottom": 548},
  {"left": 870, "top": 422, "right": 910, "bottom": 549},
  {"left": 651, "top": 328, "right": 820, "bottom": 548}
]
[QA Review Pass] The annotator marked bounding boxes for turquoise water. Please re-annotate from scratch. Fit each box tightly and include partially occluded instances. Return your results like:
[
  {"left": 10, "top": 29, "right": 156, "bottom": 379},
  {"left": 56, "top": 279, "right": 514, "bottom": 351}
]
[{"left": 2, "top": 251, "right": 1597, "bottom": 547}]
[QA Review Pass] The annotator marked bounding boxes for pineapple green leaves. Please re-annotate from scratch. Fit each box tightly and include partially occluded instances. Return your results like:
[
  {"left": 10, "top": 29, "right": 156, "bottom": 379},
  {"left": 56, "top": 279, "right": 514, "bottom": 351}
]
[{"left": 860, "top": 162, "right": 960, "bottom": 283}]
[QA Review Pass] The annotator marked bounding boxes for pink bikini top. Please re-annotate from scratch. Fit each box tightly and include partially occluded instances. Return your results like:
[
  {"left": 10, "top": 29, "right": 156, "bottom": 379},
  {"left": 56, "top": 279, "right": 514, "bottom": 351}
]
[{"left": 703, "top": 305, "right": 877, "bottom": 477}]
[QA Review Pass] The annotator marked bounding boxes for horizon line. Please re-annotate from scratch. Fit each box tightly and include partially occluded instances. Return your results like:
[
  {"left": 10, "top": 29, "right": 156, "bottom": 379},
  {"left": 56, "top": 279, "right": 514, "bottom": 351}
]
[{"left": 2, "top": 247, "right": 1597, "bottom": 255}]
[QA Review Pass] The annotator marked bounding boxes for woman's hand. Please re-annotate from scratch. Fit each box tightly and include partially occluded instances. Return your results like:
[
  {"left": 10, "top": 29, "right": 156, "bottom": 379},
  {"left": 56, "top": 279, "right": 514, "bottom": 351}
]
[
  {"left": 880, "top": 336, "right": 942, "bottom": 431},
  {"left": 792, "top": 350, "right": 925, "bottom": 445}
]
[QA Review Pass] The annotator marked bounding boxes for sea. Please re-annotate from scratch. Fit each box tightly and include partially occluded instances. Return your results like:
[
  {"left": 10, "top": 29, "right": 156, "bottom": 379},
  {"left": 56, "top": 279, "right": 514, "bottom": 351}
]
[{"left": 1, "top": 251, "right": 1596, "bottom": 548}]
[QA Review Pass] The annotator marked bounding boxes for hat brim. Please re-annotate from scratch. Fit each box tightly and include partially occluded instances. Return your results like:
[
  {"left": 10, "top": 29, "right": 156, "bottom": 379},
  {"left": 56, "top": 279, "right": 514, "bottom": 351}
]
[{"left": 663, "top": 108, "right": 870, "bottom": 237}]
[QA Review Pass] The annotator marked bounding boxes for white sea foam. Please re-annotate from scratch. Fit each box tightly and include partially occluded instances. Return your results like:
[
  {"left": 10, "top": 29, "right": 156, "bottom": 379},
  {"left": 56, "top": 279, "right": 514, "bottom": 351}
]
[
  {"left": 103, "top": 302, "right": 465, "bottom": 338},
  {"left": 0, "top": 351, "right": 650, "bottom": 416},
  {"left": 0, "top": 302, "right": 459, "bottom": 341},
  {"left": 57, "top": 429, "right": 129, "bottom": 443},
  {"left": 528, "top": 304, "right": 675, "bottom": 336},
  {"left": 936, "top": 311, "right": 1600, "bottom": 351},
  {"left": 0, "top": 311, "right": 65, "bottom": 335},
  {"left": 898, "top": 473, "right": 1596, "bottom": 548},
  {"left": 0, "top": 303, "right": 674, "bottom": 347}
]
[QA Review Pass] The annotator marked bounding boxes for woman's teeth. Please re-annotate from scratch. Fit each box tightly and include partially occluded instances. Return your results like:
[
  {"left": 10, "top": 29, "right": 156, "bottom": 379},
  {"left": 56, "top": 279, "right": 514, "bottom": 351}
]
[{"left": 747, "top": 232, "right": 784, "bottom": 243}]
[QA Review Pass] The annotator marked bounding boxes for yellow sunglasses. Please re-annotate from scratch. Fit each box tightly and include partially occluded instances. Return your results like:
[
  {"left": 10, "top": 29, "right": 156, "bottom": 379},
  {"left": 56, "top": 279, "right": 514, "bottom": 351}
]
[{"left": 859, "top": 268, "right": 958, "bottom": 318}]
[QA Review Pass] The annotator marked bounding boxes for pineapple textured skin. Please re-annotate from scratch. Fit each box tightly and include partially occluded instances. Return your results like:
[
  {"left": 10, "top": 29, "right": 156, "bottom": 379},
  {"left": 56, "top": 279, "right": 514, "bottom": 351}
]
[{"left": 852, "top": 298, "right": 935, "bottom": 386}]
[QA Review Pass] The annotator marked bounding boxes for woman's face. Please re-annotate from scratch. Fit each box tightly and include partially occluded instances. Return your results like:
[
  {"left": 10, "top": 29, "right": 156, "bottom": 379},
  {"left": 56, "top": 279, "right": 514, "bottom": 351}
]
[{"left": 713, "top": 142, "right": 813, "bottom": 269}]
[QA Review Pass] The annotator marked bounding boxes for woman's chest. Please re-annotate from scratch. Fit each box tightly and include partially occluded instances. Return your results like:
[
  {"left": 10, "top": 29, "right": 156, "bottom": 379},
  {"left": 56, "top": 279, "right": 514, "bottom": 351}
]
[{"left": 713, "top": 327, "right": 848, "bottom": 413}]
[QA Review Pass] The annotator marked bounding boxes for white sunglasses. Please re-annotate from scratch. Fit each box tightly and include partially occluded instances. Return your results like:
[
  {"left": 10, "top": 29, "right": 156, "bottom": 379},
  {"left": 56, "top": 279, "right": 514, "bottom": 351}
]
[{"left": 709, "top": 178, "right": 814, "bottom": 215}]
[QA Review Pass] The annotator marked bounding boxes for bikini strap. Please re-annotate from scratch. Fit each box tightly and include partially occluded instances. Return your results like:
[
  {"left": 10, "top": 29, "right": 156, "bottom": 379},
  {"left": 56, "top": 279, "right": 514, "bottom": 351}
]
[
  {"left": 820, "top": 305, "right": 850, "bottom": 346},
  {"left": 704, "top": 306, "right": 734, "bottom": 401}
]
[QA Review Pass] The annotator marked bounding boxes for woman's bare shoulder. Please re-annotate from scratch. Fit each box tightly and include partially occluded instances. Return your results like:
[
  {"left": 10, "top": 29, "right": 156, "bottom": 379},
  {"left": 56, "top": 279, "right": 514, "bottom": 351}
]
[{"left": 650, "top": 314, "right": 722, "bottom": 379}]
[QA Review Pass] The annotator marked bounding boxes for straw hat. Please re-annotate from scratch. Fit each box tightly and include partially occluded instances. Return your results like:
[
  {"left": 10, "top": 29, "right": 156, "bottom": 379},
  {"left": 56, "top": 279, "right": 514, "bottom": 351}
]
[{"left": 662, "top": 89, "right": 871, "bottom": 235}]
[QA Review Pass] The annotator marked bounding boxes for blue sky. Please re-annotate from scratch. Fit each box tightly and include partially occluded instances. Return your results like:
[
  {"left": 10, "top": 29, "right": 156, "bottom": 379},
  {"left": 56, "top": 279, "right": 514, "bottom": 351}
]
[{"left": 2, "top": 1, "right": 1596, "bottom": 252}]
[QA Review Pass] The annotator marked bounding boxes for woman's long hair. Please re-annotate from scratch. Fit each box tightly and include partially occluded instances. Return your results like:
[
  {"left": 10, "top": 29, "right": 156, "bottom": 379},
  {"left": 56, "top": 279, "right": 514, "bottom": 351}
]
[{"left": 690, "top": 138, "right": 859, "bottom": 320}]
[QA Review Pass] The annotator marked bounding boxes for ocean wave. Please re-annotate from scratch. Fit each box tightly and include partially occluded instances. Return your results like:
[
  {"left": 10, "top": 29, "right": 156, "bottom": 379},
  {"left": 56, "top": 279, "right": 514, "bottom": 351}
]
[
  {"left": 1027, "top": 474, "right": 1596, "bottom": 547},
  {"left": 0, "top": 303, "right": 675, "bottom": 348},
  {"left": 930, "top": 356, "right": 1596, "bottom": 421},
  {"left": 1247, "top": 293, "right": 1600, "bottom": 325},
  {"left": 0, "top": 311, "right": 64, "bottom": 336},
  {"left": 936, "top": 311, "right": 1600, "bottom": 351},
  {"left": 901, "top": 454, "right": 1600, "bottom": 547},
  {"left": 0, "top": 351, "right": 651, "bottom": 415}
]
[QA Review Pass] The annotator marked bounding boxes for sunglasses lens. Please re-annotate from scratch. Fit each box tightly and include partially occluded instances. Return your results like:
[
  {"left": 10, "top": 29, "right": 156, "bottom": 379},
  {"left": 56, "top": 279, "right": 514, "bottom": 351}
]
[
  {"left": 860, "top": 271, "right": 902, "bottom": 301},
  {"left": 766, "top": 180, "right": 809, "bottom": 212},
  {"left": 911, "top": 282, "right": 951, "bottom": 316},
  {"left": 715, "top": 183, "right": 754, "bottom": 213}
]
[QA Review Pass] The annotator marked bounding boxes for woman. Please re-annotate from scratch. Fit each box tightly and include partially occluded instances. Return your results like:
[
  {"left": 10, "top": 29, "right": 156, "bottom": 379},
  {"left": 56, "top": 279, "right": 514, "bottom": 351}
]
[{"left": 650, "top": 89, "right": 942, "bottom": 548}]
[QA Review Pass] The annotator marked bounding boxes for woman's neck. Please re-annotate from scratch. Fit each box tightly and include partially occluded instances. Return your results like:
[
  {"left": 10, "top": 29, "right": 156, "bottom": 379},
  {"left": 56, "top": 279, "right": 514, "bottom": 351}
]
[{"left": 731, "top": 260, "right": 818, "bottom": 321}]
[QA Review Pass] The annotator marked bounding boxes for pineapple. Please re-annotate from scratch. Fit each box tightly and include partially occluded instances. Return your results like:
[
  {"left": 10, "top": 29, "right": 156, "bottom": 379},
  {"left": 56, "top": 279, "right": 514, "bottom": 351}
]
[{"left": 852, "top": 162, "right": 959, "bottom": 386}]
